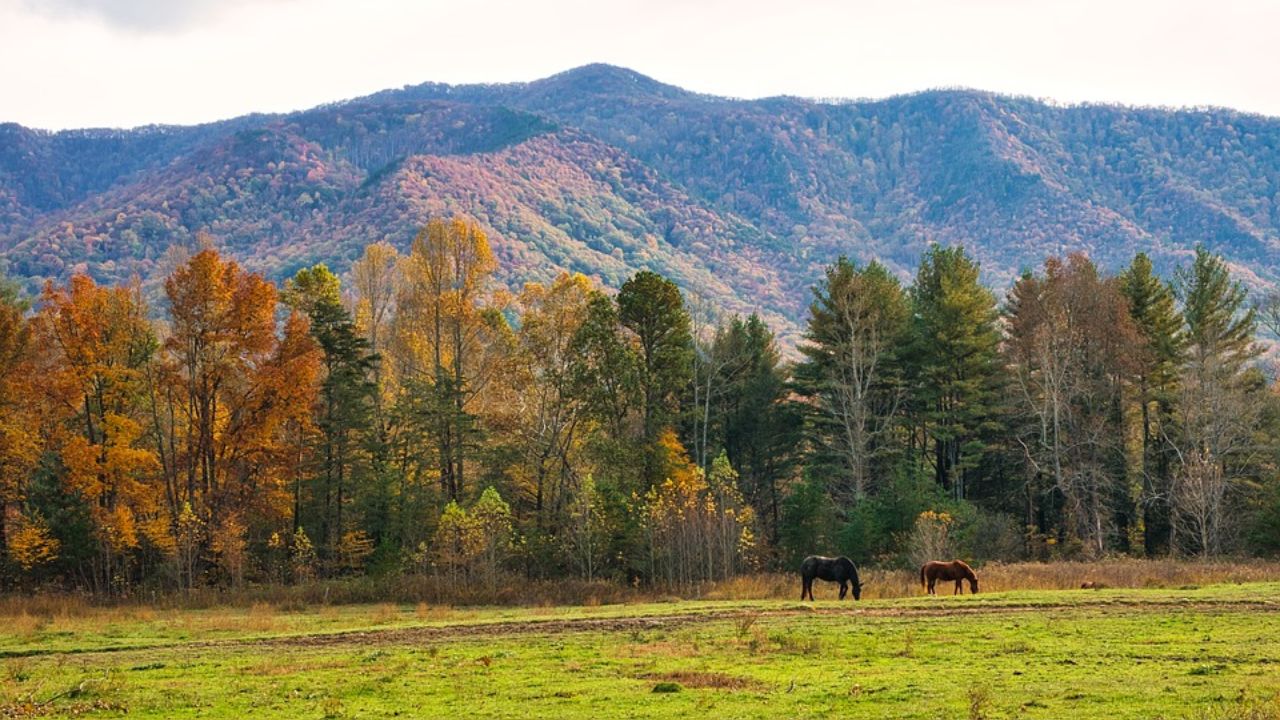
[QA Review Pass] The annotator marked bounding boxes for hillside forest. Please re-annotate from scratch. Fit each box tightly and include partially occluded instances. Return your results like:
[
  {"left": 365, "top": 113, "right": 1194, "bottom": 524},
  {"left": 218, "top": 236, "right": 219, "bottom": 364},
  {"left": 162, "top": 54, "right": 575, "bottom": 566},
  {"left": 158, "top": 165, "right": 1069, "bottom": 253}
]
[
  {"left": 3, "top": 217, "right": 1280, "bottom": 594},
  {"left": 8, "top": 65, "right": 1280, "bottom": 352}
]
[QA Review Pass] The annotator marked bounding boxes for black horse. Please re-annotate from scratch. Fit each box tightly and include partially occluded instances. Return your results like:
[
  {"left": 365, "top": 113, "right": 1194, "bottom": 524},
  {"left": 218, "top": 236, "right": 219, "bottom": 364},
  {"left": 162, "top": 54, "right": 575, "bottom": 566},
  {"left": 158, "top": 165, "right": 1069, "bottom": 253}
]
[{"left": 799, "top": 555, "right": 863, "bottom": 601}]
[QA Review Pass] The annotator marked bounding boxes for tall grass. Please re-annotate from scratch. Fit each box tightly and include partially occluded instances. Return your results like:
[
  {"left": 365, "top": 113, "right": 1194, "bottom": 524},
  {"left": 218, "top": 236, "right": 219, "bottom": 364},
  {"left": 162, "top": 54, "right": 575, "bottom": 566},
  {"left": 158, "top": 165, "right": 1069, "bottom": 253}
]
[
  {"left": 706, "top": 559, "right": 1280, "bottom": 600},
  {"left": 2, "top": 559, "right": 1279, "bottom": 616}
]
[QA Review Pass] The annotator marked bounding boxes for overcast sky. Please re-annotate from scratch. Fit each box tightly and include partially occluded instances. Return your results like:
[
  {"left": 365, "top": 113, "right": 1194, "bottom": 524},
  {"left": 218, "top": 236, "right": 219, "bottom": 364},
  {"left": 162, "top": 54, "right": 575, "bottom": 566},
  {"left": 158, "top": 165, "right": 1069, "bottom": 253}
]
[{"left": 1, "top": 0, "right": 1276, "bottom": 130}]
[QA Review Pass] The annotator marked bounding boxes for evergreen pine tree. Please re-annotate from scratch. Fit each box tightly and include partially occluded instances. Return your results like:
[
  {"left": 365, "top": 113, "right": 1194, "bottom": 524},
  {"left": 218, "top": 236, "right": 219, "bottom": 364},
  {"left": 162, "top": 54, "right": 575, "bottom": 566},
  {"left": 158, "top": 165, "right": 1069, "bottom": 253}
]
[
  {"left": 905, "top": 246, "right": 1004, "bottom": 500},
  {"left": 1120, "top": 252, "right": 1185, "bottom": 554}
]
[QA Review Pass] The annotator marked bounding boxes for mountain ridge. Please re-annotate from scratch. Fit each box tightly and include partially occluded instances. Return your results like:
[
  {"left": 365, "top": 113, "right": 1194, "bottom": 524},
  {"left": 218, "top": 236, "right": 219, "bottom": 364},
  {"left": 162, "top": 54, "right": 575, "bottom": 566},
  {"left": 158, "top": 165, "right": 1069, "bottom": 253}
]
[{"left": 4, "top": 64, "right": 1280, "bottom": 344}]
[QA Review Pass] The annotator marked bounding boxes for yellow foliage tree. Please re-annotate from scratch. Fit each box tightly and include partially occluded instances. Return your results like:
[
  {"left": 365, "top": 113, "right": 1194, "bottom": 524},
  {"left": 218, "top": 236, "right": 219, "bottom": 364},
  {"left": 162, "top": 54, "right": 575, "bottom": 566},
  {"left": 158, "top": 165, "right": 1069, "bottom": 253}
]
[
  {"left": 431, "top": 500, "right": 480, "bottom": 582},
  {"left": 908, "top": 510, "right": 955, "bottom": 567},
  {"left": 8, "top": 513, "right": 59, "bottom": 571},
  {"left": 210, "top": 513, "right": 248, "bottom": 586},
  {"left": 511, "top": 272, "right": 595, "bottom": 529},
  {"left": 393, "top": 217, "right": 509, "bottom": 501},
  {"left": 641, "top": 431, "right": 755, "bottom": 587}
]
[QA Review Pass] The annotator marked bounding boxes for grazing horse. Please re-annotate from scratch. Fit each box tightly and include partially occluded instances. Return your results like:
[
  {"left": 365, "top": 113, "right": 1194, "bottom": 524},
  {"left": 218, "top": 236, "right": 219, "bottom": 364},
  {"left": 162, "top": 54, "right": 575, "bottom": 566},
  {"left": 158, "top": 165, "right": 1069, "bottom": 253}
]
[
  {"left": 799, "top": 556, "right": 863, "bottom": 601},
  {"left": 921, "top": 560, "right": 979, "bottom": 595}
]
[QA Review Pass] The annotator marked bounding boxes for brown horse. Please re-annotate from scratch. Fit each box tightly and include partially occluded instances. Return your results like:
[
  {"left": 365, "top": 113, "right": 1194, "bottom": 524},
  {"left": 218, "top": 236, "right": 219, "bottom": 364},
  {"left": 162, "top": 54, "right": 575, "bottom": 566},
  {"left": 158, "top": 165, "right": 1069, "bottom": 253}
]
[{"left": 920, "top": 560, "right": 979, "bottom": 595}]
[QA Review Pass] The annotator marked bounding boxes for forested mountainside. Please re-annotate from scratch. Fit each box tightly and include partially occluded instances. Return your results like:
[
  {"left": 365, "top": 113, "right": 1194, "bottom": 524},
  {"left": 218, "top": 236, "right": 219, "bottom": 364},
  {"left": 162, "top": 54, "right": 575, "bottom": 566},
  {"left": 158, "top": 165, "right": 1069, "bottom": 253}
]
[{"left": 4, "top": 64, "right": 1280, "bottom": 342}]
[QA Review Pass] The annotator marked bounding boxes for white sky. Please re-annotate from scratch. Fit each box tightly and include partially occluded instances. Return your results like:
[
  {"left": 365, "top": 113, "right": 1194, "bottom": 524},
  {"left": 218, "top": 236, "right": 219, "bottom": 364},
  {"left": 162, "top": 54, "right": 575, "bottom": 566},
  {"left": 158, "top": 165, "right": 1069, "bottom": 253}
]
[{"left": 1, "top": 0, "right": 1277, "bottom": 130}]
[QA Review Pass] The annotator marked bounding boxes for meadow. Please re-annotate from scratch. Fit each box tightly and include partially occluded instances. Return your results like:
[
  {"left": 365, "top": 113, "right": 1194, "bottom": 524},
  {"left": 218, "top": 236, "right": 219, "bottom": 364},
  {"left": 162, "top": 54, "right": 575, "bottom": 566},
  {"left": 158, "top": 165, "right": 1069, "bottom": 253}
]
[{"left": 4, "top": 561, "right": 1280, "bottom": 719}]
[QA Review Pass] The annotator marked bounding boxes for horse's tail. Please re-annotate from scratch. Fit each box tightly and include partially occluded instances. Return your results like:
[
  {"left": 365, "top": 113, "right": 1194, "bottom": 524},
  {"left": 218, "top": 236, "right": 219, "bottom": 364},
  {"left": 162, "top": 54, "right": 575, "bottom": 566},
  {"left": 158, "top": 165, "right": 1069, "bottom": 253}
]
[{"left": 919, "top": 563, "right": 927, "bottom": 588}]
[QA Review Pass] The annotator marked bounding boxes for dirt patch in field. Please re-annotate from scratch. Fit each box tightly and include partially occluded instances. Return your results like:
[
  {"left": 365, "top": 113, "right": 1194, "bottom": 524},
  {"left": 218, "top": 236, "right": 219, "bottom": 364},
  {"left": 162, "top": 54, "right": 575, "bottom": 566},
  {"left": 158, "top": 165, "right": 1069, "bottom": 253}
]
[
  {"left": 239, "top": 658, "right": 353, "bottom": 676},
  {"left": 619, "top": 640, "right": 702, "bottom": 658},
  {"left": 257, "top": 612, "right": 746, "bottom": 650},
  {"left": 638, "top": 671, "right": 767, "bottom": 691},
  {"left": 9, "top": 595, "right": 1280, "bottom": 659},
  {"left": 232, "top": 597, "right": 1280, "bottom": 650}
]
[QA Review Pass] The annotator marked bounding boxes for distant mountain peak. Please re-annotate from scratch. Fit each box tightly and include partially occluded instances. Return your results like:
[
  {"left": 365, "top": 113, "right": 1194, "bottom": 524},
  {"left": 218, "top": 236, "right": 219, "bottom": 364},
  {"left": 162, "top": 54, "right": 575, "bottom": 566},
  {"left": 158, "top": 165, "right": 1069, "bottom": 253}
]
[
  {"left": 527, "top": 63, "right": 691, "bottom": 100},
  {"left": 4, "top": 64, "right": 1280, "bottom": 350}
]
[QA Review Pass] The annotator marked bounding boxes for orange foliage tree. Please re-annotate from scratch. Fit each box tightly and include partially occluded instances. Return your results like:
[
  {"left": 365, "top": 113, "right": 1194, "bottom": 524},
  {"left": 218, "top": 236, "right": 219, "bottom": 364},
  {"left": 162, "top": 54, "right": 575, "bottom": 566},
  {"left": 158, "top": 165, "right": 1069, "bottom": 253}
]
[
  {"left": 0, "top": 286, "right": 43, "bottom": 571},
  {"left": 40, "top": 276, "right": 163, "bottom": 589},
  {"left": 154, "top": 249, "right": 319, "bottom": 581}
]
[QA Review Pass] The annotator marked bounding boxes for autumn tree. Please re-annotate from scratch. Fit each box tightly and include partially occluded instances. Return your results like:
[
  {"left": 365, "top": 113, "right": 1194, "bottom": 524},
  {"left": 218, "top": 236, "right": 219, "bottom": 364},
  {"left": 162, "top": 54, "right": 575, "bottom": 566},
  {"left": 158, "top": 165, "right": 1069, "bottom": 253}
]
[
  {"left": 429, "top": 486, "right": 512, "bottom": 588},
  {"left": 640, "top": 431, "right": 754, "bottom": 587},
  {"left": 431, "top": 500, "right": 476, "bottom": 584},
  {"left": 705, "top": 452, "right": 757, "bottom": 577},
  {"left": 0, "top": 280, "right": 43, "bottom": 575},
  {"left": 564, "top": 473, "right": 609, "bottom": 580},
  {"left": 510, "top": 273, "right": 595, "bottom": 531},
  {"left": 470, "top": 486, "right": 513, "bottom": 588},
  {"left": 1004, "top": 255, "right": 1141, "bottom": 554},
  {"left": 393, "top": 218, "right": 508, "bottom": 501},
  {"left": 156, "top": 249, "right": 319, "bottom": 578},
  {"left": 40, "top": 276, "right": 164, "bottom": 590}
]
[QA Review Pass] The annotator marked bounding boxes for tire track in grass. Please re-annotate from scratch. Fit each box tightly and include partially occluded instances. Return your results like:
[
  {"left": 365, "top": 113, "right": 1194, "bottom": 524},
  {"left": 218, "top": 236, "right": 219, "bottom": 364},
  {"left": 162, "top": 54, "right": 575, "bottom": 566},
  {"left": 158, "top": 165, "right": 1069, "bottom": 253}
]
[{"left": 7, "top": 595, "right": 1280, "bottom": 659}]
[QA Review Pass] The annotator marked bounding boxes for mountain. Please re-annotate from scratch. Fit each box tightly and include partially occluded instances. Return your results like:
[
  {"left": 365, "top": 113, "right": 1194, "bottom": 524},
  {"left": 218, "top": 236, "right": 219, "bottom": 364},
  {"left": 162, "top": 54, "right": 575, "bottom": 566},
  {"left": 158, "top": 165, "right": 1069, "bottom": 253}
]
[{"left": 4, "top": 64, "right": 1280, "bottom": 344}]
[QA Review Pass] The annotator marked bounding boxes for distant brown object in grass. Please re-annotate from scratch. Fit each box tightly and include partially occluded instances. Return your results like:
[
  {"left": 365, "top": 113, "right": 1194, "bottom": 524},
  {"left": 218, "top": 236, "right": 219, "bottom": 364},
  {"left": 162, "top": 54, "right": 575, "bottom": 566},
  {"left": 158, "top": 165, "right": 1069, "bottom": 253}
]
[{"left": 1080, "top": 581, "right": 1106, "bottom": 590}]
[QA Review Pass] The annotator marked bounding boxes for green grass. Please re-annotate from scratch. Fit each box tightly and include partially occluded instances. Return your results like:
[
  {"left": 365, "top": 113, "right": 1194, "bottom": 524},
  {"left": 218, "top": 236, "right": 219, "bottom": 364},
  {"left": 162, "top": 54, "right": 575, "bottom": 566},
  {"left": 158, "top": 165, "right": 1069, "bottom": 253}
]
[{"left": 4, "top": 583, "right": 1280, "bottom": 718}]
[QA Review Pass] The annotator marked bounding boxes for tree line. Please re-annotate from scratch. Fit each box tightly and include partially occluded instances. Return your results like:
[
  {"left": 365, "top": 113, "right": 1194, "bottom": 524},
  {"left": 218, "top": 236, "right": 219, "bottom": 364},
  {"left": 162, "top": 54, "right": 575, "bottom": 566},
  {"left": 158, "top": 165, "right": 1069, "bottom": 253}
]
[{"left": 2, "top": 217, "right": 1279, "bottom": 594}]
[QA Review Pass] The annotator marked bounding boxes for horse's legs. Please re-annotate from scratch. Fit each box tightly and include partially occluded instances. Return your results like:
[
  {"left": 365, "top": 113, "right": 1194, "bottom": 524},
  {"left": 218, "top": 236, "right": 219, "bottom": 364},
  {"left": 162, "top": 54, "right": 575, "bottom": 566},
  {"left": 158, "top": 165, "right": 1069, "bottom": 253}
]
[
  {"left": 954, "top": 580, "right": 962, "bottom": 595},
  {"left": 927, "top": 578, "right": 936, "bottom": 595},
  {"left": 802, "top": 578, "right": 812, "bottom": 601},
  {"left": 839, "top": 581, "right": 847, "bottom": 600}
]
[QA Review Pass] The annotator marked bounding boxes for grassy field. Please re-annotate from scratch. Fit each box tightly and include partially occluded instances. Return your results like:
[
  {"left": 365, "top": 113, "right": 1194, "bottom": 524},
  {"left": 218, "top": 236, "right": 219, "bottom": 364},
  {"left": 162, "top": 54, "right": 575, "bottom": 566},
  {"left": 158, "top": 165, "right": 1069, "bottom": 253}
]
[{"left": 3, "top": 577, "right": 1280, "bottom": 718}]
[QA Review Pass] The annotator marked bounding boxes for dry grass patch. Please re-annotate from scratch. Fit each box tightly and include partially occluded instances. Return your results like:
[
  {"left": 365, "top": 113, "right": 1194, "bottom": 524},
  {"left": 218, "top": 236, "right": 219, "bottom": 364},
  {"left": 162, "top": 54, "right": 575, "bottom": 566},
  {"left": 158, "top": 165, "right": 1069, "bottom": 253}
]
[
  {"left": 240, "top": 658, "right": 353, "bottom": 678},
  {"left": 979, "top": 559, "right": 1280, "bottom": 592},
  {"left": 412, "top": 603, "right": 458, "bottom": 622},
  {"left": 700, "top": 560, "right": 1280, "bottom": 600},
  {"left": 3, "top": 559, "right": 1280, "bottom": 620},
  {"left": 8, "top": 615, "right": 43, "bottom": 641},
  {"left": 413, "top": 602, "right": 430, "bottom": 621},
  {"left": 0, "top": 596, "right": 90, "bottom": 621},
  {"left": 639, "top": 670, "right": 766, "bottom": 691},
  {"left": 245, "top": 603, "right": 277, "bottom": 633},
  {"left": 618, "top": 640, "right": 700, "bottom": 659},
  {"left": 369, "top": 603, "right": 399, "bottom": 625},
  {"left": 702, "top": 574, "right": 792, "bottom": 600},
  {"left": 1186, "top": 694, "right": 1280, "bottom": 720}
]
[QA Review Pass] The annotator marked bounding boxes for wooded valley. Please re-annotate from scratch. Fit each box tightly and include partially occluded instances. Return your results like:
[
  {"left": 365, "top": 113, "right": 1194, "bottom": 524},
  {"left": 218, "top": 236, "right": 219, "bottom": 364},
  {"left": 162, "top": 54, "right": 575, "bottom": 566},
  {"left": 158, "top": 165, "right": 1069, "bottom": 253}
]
[{"left": 3, "top": 216, "right": 1278, "bottom": 595}]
